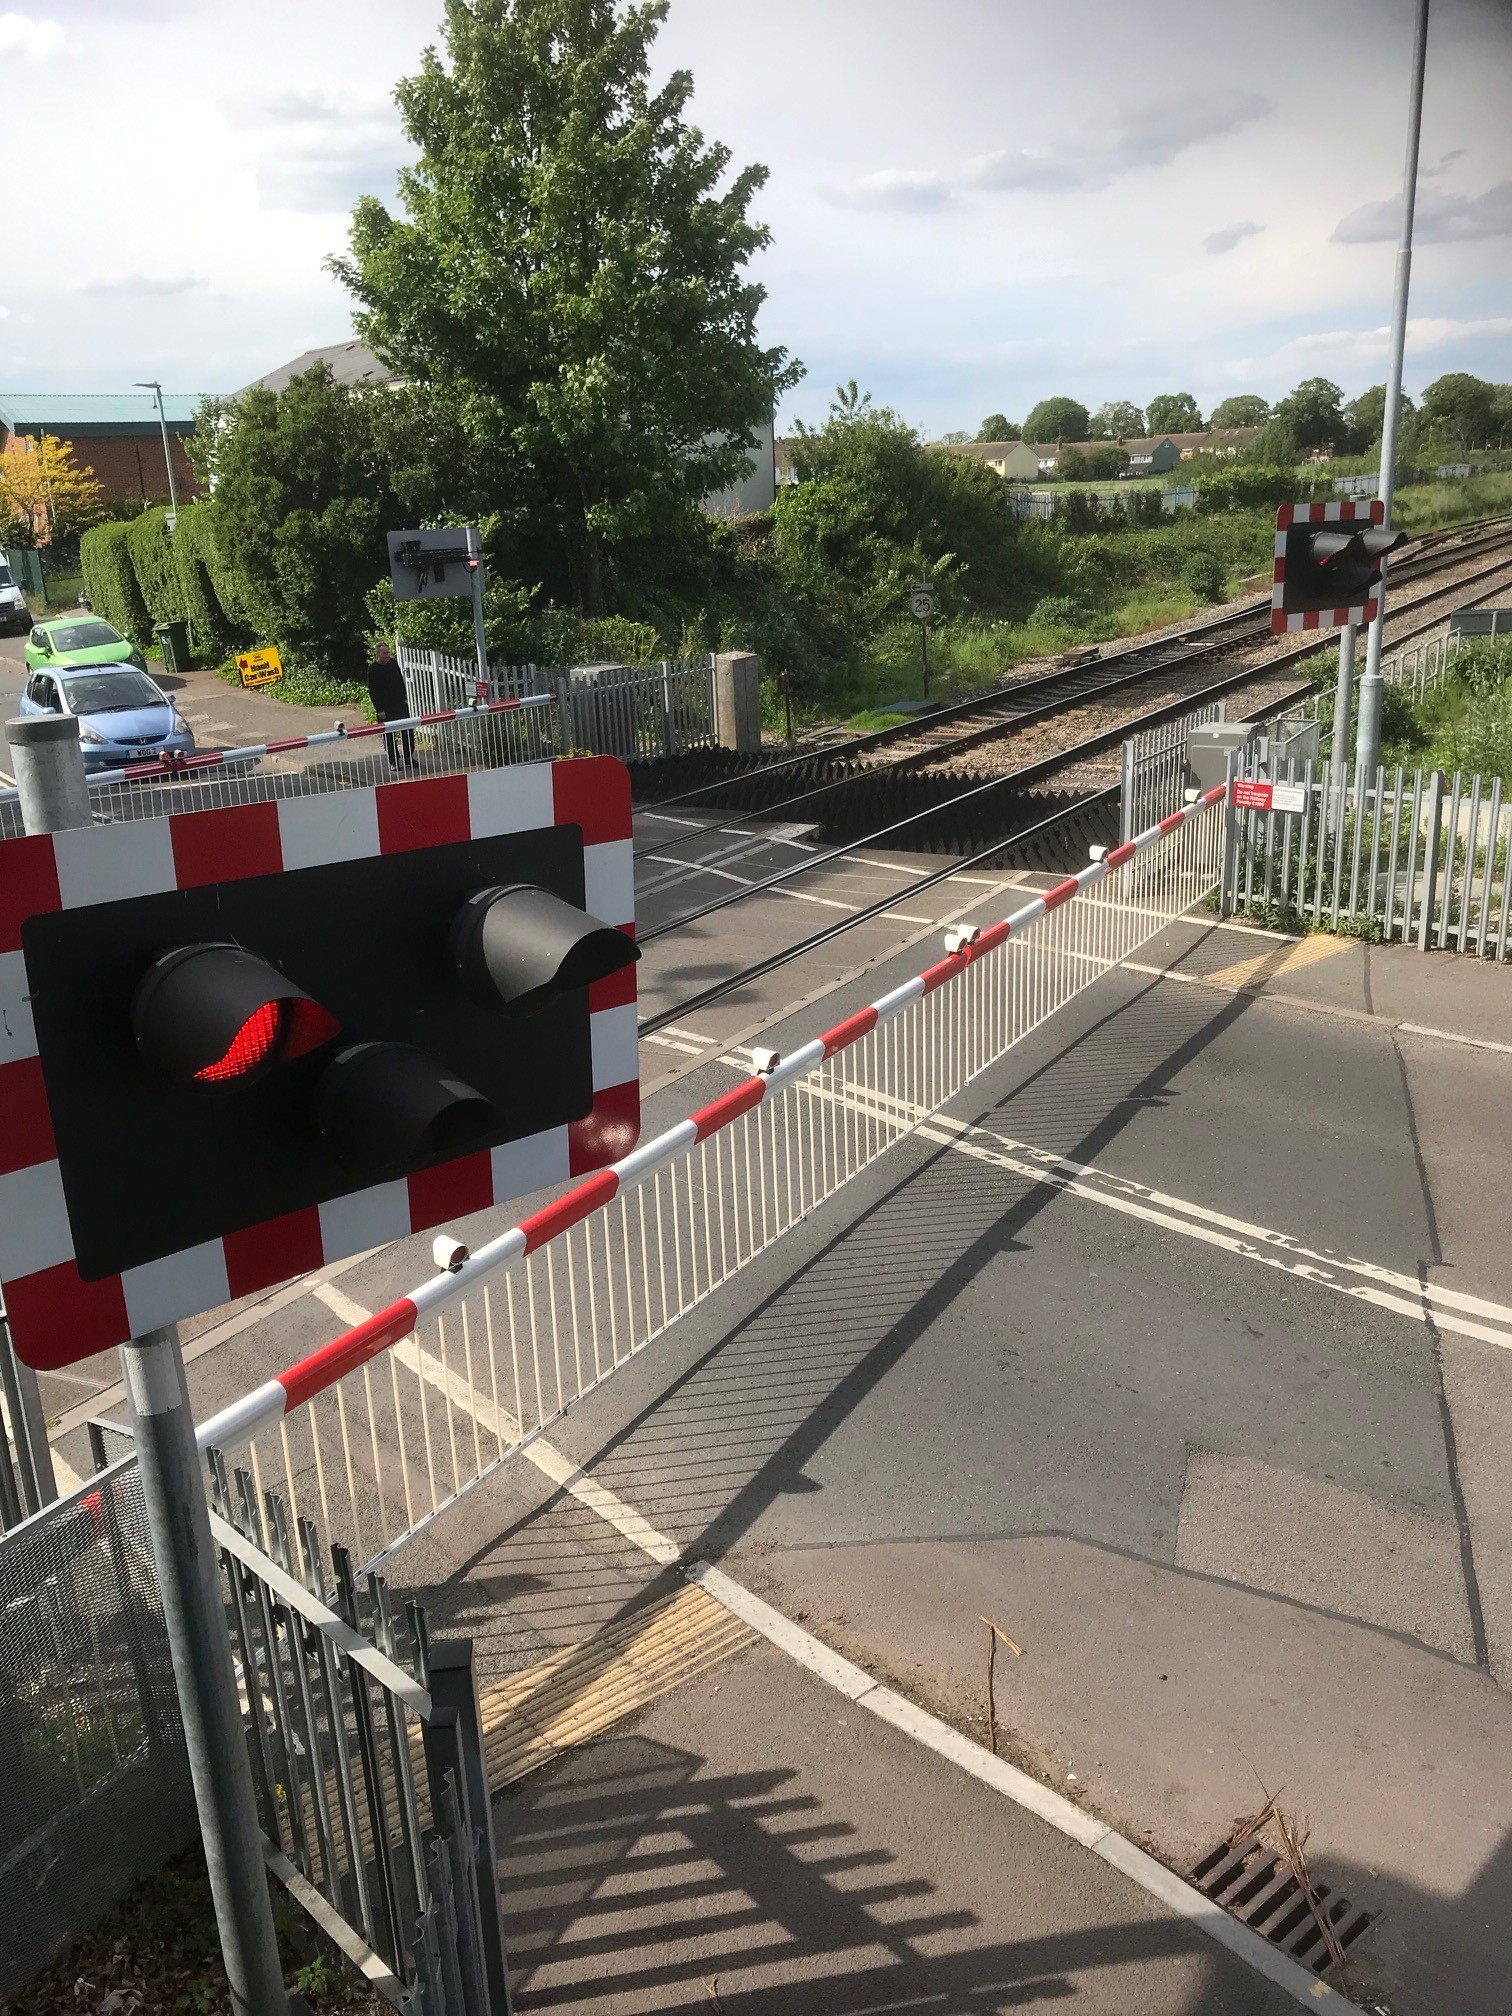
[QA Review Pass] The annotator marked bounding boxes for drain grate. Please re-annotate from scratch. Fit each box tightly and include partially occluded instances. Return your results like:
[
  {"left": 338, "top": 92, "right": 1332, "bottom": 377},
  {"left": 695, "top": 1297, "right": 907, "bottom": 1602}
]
[{"left": 1190, "top": 1834, "right": 1378, "bottom": 1977}]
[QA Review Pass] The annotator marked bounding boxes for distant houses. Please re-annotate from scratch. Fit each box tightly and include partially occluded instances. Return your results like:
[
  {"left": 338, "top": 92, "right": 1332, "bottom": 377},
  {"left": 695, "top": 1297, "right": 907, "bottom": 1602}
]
[{"left": 941, "top": 427, "right": 1259, "bottom": 479}]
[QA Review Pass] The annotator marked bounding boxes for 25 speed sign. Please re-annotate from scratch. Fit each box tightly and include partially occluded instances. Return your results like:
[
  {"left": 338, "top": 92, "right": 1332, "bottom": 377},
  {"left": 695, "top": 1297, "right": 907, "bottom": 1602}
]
[{"left": 910, "top": 586, "right": 934, "bottom": 624}]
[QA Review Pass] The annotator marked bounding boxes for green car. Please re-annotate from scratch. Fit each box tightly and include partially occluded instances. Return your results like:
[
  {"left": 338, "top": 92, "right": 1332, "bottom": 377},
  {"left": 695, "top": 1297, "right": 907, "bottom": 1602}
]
[{"left": 25, "top": 614, "right": 143, "bottom": 674}]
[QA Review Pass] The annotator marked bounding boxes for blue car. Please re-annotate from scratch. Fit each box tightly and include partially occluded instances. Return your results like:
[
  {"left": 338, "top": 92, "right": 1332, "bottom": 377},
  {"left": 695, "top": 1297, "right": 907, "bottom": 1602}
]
[{"left": 19, "top": 662, "right": 196, "bottom": 772}]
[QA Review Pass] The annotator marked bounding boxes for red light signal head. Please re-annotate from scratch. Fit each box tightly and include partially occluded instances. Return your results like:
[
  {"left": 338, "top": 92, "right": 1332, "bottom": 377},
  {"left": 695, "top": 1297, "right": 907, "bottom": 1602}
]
[{"left": 133, "top": 944, "right": 341, "bottom": 1087}]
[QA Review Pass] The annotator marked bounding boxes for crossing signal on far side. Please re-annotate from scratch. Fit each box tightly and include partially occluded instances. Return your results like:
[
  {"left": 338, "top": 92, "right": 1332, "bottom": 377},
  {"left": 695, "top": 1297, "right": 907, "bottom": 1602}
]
[{"left": 1271, "top": 500, "right": 1407, "bottom": 634}]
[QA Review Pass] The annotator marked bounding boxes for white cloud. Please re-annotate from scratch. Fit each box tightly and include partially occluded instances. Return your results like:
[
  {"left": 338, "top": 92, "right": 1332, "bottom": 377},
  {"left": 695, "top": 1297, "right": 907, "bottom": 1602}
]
[
  {"left": 0, "top": 11, "right": 63, "bottom": 58},
  {"left": 220, "top": 87, "right": 409, "bottom": 215},
  {"left": 1333, "top": 179, "right": 1512, "bottom": 245},
  {"left": 71, "top": 273, "right": 203, "bottom": 298},
  {"left": 830, "top": 90, "right": 1269, "bottom": 211},
  {"left": 1236, "top": 315, "right": 1512, "bottom": 377},
  {"left": 1202, "top": 220, "right": 1263, "bottom": 256},
  {"left": 828, "top": 169, "right": 955, "bottom": 213}
]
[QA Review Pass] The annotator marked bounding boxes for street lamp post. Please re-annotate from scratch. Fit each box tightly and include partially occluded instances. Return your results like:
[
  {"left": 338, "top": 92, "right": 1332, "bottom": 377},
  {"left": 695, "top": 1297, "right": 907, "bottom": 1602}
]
[
  {"left": 134, "top": 378, "right": 181, "bottom": 525},
  {"left": 1354, "top": 0, "right": 1431, "bottom": 779}
]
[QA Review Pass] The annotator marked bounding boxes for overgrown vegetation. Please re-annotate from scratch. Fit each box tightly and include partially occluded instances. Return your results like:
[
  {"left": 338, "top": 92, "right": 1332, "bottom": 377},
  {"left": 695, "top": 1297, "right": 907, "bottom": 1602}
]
[
  {"left": 1381, "top": 637, "right": 1512, "bottom": 782},
  {"left": 1, "top": 1844, "right": 379, "bottom": 2016}
]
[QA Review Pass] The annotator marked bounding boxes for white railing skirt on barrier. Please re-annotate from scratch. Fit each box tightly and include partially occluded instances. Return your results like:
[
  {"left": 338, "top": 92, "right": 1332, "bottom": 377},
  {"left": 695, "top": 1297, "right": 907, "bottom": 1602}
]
[{"left": 197, "top": 789, "right": 1229, "bottom": 1573}]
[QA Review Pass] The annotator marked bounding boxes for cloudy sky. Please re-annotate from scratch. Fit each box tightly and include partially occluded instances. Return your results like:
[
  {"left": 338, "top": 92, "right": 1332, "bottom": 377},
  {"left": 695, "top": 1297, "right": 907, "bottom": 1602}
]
[{"left": 2, "top": 0, "right": 1509, "bottom": 436}]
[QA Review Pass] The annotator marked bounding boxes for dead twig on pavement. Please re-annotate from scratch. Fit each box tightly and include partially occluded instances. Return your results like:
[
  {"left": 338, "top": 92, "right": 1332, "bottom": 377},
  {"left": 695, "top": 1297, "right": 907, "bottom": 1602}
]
[{"left": 980, "top": 1616, "right": 1023, "bottom": 1756}]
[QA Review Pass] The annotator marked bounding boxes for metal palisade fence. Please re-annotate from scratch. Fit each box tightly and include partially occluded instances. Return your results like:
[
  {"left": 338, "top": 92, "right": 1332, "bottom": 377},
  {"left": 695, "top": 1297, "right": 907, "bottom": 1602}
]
[
  {"left": 1120, "top": 703, "right": 1223, "bottom": 842},
  {"left": 397, "top": 645, "right": 719, "bottom": 765},
  {"left": 0, "top": 693, "right": 559, "bottom": 841},
  {"left": 1223, "top": 759, "right": 1511, "bottom": 959},
  {"left": 196, "top": 787, "right": 1229, "bottom": 1574}
]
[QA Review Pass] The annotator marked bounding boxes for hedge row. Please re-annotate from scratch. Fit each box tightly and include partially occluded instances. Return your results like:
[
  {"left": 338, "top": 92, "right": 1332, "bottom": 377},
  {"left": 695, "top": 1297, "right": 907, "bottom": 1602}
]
[
  {"left": 79, "top": 522, "right": 152, "bottom": 650},
  {"left": 80, "top": 500, "right": 256, "bottom": 660}
]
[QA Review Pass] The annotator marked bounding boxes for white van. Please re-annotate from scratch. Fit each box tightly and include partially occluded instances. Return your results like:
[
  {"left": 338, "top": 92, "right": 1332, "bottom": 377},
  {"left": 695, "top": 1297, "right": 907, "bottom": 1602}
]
[{"left": 0, "top": 560, "right": 29, "bottom": 635}]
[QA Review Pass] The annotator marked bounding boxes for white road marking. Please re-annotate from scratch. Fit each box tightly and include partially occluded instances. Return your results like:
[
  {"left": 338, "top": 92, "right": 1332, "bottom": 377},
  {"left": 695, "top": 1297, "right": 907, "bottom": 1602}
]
[
  {"left": 298, "top": 1273, "right": 1340, "bottom": 2009},
  {"left": 910, "top": 1107, "right": 1512, "bottom": 1349},
  {"left": 683, "top": 1564, "right": 1343, "bottom": 2008}
]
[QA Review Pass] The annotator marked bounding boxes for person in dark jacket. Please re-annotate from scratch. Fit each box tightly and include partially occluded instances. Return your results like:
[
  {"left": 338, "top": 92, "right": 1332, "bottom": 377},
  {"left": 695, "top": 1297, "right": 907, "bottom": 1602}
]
[{"left": 365, "top": 640, "right": 415, "bottom": 770}]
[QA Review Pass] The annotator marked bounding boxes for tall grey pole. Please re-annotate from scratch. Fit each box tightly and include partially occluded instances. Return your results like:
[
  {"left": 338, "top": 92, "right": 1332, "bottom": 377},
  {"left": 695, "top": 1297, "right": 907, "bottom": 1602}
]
[
  {"left": 1355, "top": 0, "right": 1430, "bottom": 779},
  {"left": 135, "top": 378, "right": 180, "bottom": 521},
  {"left": 467, "top": 525, "right": 490, "bottom": 697},
  {"left": 123, "top": 1328, "right": 289, "bottom": 2016},
  {"left": 6, "top": 712, "right": 286, "bottom": 2012},
  {"left": 1, "top": 710, "right": 95, "bottom": 1509},
  {"left": 1331, "top": 625, "right": 1357, "bottom": 781}
]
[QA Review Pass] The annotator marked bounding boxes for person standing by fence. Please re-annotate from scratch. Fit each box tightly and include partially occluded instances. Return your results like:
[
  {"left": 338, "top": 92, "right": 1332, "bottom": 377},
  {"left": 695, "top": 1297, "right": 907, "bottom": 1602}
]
[{"left": 365, "top": 639, "right": 416, "bottom": 770}]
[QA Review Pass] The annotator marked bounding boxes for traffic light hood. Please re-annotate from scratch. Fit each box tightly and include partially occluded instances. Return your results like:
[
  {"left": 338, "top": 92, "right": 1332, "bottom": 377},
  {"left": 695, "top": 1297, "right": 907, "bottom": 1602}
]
[
  {"left": 315, "top": 1041, "right": 495, "bottom": 1177},
  {"left": 450, "top": 882, "right": 640, "bottom": 1017}
]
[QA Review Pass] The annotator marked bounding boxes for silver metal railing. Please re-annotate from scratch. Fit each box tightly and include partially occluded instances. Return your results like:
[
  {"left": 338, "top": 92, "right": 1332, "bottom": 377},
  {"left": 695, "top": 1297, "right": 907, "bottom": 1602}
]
[
  {"left": 208, "top": 1453, "right": 509, "bottom": 2012},
  {"left": 0, "top": 698, "right": 560, "bottom": 841},
  {"left": 0, "top": 1429, "right": 508, "bottom": 2012},
  {"left": 397, "top": 647, "right": 720, "bottom": 765},
  {"left": 1120, "top": 702, "right": 1224, "bottom": 841}
]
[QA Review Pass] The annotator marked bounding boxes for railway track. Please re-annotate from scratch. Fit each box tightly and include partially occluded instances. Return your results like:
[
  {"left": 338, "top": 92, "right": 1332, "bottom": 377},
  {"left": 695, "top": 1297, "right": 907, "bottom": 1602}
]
[
  {"left": 636, "top": 536, "right": 1512, "bottom": 990},
  {"left": 636, "top": 514, "right": 1512, "bottom": 860}
]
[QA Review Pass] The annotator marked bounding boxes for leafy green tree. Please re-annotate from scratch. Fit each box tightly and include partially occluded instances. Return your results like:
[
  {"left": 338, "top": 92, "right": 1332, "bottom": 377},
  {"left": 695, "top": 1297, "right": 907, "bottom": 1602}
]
[
  {"left": 978, "top": 413, "right": 1019, "bottom": 440},
  {"left": 1145, "top": 392, "right": 1203, "bottom": 435},
  {"left": 1058, "top": 444, "right": 1128, "bottom": 480},
  {"left": 1420, "top": 373, "right": 1499, "bottom": 449},
  {"left": 936, "top": 430, "right": 971, "bottom": 445},
  {"left": 775, "top": 385, "right": 1027, "bottom": 640},
  {"left": 1089, "top": 400, "right": 1144, "bottom": 439},
  {"left": 1492, "top": 386, "right": 1512, "bottom": 450},
  {"left": 213, "top": 366, "right": 422, "bottom": 676},
  {"left": 1024, "top": 397, "right": 1089, "bottom": 444},
  {"left": 1273, "top": 377, "right": 1346, "bottom": 452},
  {"left": 1342, "top": 384, "right": 1411, "bottom": 450},
  {"left": 1208, "top": 394, "right": 1269, "bottom": 429},
  {"left": 332, "top": 0, "right": 800, "bottom": 615}
]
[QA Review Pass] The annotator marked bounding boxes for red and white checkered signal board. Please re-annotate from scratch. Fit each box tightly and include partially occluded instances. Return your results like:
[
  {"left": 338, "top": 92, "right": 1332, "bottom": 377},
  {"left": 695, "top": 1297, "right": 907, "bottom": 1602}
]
[
  {"left": 1272, "top": 497, "right": 1386, "bottom": 635},
  {"left": 0, "top": 757, "right": 638, "bottom": 1369}
]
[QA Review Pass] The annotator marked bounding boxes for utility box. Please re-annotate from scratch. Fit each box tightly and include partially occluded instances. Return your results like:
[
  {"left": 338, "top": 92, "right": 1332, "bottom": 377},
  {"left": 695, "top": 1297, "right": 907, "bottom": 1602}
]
[{"left": 1185, "top": 720, "right": 1260, "bottom": 794}]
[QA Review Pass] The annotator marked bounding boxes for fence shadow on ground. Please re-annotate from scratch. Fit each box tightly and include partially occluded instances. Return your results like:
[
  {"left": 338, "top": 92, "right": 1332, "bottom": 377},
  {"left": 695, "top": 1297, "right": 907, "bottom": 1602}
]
[{"left": 497, "top": 1730, "right": 1259, "bottom": 2015}]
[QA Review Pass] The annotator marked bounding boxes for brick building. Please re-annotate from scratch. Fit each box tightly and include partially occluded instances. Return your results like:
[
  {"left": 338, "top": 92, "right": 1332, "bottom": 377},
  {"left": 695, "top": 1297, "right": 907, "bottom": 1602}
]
[{"left": 0, "top": 391, "right": 207, "bottom": 507}]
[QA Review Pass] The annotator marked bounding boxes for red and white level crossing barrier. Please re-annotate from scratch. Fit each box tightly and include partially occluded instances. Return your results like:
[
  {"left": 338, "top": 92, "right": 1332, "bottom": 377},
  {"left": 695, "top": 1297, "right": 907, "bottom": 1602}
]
[
  {"left": 194, "top": 784, "right": 1229, "bottom": 1568},
  {"left": 0, "top": 693, "right": 555, "bottom": 806}
]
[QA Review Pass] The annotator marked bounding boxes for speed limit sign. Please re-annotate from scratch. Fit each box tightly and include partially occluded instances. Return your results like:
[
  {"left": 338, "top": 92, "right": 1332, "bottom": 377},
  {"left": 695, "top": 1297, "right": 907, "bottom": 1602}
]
[{"left": 910, "top": 584, "right": 934, "bottom": 623}]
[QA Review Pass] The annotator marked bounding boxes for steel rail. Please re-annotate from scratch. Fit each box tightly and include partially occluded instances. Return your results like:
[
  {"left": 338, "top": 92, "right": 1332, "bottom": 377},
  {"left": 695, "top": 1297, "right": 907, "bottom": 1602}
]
[
  {"left": 631, "top": 516, "right": 1512, "bottom": 860},
  {"left": 636, "top": 544, "right": 1512, "bottom": 950}
]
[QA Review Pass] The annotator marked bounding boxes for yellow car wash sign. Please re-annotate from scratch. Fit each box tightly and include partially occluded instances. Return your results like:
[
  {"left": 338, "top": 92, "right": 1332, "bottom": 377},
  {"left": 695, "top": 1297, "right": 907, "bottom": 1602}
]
[{"left": 236, "top": 645, "right": 284, "bottom": 689}]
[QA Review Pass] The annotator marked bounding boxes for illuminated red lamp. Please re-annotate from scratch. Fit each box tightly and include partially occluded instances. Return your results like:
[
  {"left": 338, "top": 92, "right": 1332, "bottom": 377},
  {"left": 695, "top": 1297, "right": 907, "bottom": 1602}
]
[{"left": 133, "top": 944, "right": 340, "bottom": 1087}]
